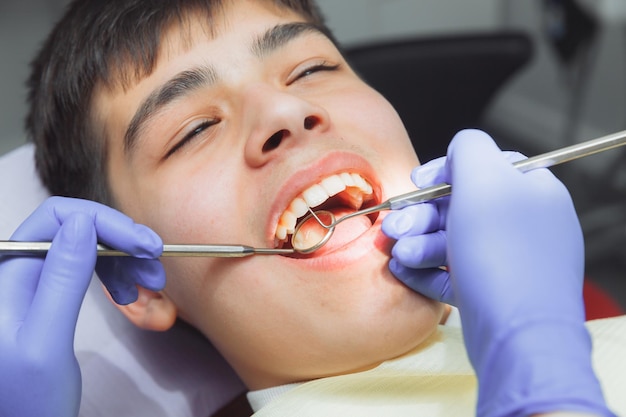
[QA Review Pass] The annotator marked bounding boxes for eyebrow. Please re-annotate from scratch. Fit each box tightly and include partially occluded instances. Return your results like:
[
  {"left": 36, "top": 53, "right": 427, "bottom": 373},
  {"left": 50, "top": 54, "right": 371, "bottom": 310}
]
[
  {"left": 124, "top": 65, "right": 218, "bottom": 154},
  {"left": 124, "top": 22, "right": 329, "bottom": 155},
  {"left": 251, "top": 22, "right": 329, "bottom": 58}
]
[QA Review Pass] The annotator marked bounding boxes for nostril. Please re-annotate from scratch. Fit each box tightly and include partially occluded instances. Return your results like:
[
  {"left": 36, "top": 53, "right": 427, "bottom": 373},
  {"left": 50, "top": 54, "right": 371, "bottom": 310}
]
[
  {"left": 304, "top": 116, "right": 319, "bottom": 130},
  {"left": 263, "top": 130, "right": 287, "bottom": 152}
]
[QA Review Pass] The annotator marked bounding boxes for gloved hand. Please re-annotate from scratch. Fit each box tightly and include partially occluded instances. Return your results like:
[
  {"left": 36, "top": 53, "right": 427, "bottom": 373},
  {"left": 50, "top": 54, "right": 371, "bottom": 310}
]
[
  {"left": 383, "top": 130, "right": 614, "bottom": 417},
  {"left": 0, "top": 197, "right": 165, "bottom": 417}
]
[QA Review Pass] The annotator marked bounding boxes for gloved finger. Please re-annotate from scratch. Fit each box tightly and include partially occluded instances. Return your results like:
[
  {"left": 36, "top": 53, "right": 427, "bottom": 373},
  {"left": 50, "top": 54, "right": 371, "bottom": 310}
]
[
  {"left": 390, "top": 231, "right": 447, "bottom": 269},
  {"left": 7, "top": 196, "right": 165, "bottom": 305},
  {"left": 0, "top": 256, "right": 45, "bottom": 326},
  {"left": 20, "top": 213, "right": 96, "bottom": 348},
  {"left": 447, "top": 129, "right": 519, "bottom": 188},
  {"left": 388, "top": 259, "right": 454, "bottom": 305},
  {"left": 382, "top": 203, "right": 442, "bottom": 239},
  {"left": 11, "top": 197, "right": 162, "bottom": 259},
  {"left": 96, "top": 256, "right": 165, "bottom": 305}
]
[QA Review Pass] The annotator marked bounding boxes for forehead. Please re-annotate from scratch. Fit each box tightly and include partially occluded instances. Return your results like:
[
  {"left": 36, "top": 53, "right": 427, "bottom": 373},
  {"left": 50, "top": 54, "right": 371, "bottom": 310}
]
[{"left": 160, "top": 1, "right": 312, "bottom": 61}]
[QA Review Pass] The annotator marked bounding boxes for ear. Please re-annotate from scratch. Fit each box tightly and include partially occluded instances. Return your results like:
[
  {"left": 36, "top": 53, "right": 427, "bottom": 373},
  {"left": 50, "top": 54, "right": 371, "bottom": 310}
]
[{"left": 103, "top": 284, "right": 178, "bottom": 331}]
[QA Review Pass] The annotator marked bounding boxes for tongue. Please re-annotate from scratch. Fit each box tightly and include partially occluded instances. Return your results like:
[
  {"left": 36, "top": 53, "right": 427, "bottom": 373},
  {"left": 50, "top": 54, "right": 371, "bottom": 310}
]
[{"left": 293, "top": 208, "right": 373, "bottom": 254}]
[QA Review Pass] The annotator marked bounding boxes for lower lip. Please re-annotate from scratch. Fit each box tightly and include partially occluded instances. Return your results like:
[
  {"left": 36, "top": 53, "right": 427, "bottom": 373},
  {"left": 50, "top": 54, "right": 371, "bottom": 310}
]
[{"left": 280, "top": 212, "right": 393, "bottom": 270}]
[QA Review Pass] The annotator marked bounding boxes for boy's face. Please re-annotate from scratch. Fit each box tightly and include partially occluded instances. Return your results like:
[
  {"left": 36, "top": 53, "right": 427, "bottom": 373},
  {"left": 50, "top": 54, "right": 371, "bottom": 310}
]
[{"left": 93, "top": 0, "right": 443, "bottom": 389}]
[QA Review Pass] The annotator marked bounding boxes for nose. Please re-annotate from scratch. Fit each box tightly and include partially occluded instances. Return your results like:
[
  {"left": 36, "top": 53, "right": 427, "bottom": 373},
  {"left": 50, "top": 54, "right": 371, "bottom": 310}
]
[{"left": 243, "top": 85, "right": 331, "bottom": 167}]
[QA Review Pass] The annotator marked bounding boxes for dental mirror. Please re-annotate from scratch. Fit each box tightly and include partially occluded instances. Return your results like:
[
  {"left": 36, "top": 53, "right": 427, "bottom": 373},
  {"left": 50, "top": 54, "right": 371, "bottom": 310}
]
[{"left": 290, "top": 210, "right": 336, "bottom": 253}]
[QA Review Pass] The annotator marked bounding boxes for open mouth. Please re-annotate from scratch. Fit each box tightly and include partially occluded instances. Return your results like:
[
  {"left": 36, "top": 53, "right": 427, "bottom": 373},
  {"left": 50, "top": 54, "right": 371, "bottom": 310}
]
[{"left": 274, "top": 172, "right": 378, "bottom": 252}]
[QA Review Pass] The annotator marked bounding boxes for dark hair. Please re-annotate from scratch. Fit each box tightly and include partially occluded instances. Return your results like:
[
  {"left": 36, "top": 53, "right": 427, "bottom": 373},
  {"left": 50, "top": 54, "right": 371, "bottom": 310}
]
[{"left": 26, "top": 0, "right": 330, "bottom": 205}]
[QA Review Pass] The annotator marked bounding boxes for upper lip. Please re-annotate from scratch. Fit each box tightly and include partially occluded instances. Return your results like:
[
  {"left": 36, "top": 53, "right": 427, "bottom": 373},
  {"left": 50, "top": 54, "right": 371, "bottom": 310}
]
[{"left": 266, "top": 151, "right": 382, "bottom": 247}]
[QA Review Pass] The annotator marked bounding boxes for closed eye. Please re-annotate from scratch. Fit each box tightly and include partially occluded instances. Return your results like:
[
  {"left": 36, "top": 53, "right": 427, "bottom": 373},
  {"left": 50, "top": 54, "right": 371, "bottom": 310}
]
[
  {"left": 166, "top": 119, "right": 219, "bottom": 159},
  {"left": 291, "top": 62, "right": 340, "bottom": 84}
]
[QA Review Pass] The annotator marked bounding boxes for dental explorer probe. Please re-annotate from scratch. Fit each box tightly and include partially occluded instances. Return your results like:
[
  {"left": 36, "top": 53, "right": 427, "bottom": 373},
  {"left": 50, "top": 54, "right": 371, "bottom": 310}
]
[
  {"left": 365, "top": 129, "right": 626, "bottom": 216},
  {"left": 297, "top": 128, "right": 626, "bottom": 241}
]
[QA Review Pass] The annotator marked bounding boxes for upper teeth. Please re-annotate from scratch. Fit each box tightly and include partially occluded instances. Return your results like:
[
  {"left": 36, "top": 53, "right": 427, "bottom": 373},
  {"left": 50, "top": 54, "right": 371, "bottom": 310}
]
[{"left": 275, "top": 172, "right": 374, "bottom": 243}]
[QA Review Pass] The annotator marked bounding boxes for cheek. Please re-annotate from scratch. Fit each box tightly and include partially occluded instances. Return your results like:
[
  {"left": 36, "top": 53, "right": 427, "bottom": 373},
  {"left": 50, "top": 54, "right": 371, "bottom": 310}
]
[
  {"left": 162, "top": 256, "right": 276, "bottom": 341},
  {"left": 338, "top": 88, "right": 415, "bottom": 155},
  {"left": 129, "top": 165, "right": 245, "bottom": 244},
  {"left": 333, "top": 87, "right": 419, "bottom": 191},
  {"left": 160, "top": 258, "right": 202, "bottom": 319}
]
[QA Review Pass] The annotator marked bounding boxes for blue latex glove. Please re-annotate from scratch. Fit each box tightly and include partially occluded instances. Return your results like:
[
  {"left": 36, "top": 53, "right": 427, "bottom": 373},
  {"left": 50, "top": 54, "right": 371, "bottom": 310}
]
[
  {"left": 0, "top": 197, "right": 165, "bottom": 417},
  {"left": 383, "top": 130, "right": 614, "bottom": 417}
]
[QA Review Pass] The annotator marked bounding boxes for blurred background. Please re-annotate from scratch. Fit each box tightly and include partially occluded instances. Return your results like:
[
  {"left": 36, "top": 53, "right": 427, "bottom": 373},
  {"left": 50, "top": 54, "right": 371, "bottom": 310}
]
[{"left": 1, "top": 0, "right": 625, "bottom": 309}]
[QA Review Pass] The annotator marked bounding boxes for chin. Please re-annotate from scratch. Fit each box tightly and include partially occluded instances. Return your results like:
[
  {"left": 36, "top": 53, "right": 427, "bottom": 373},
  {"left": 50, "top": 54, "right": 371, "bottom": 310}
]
[{"left": 305, "top": 298, "right": 444, "bottom": 383}]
